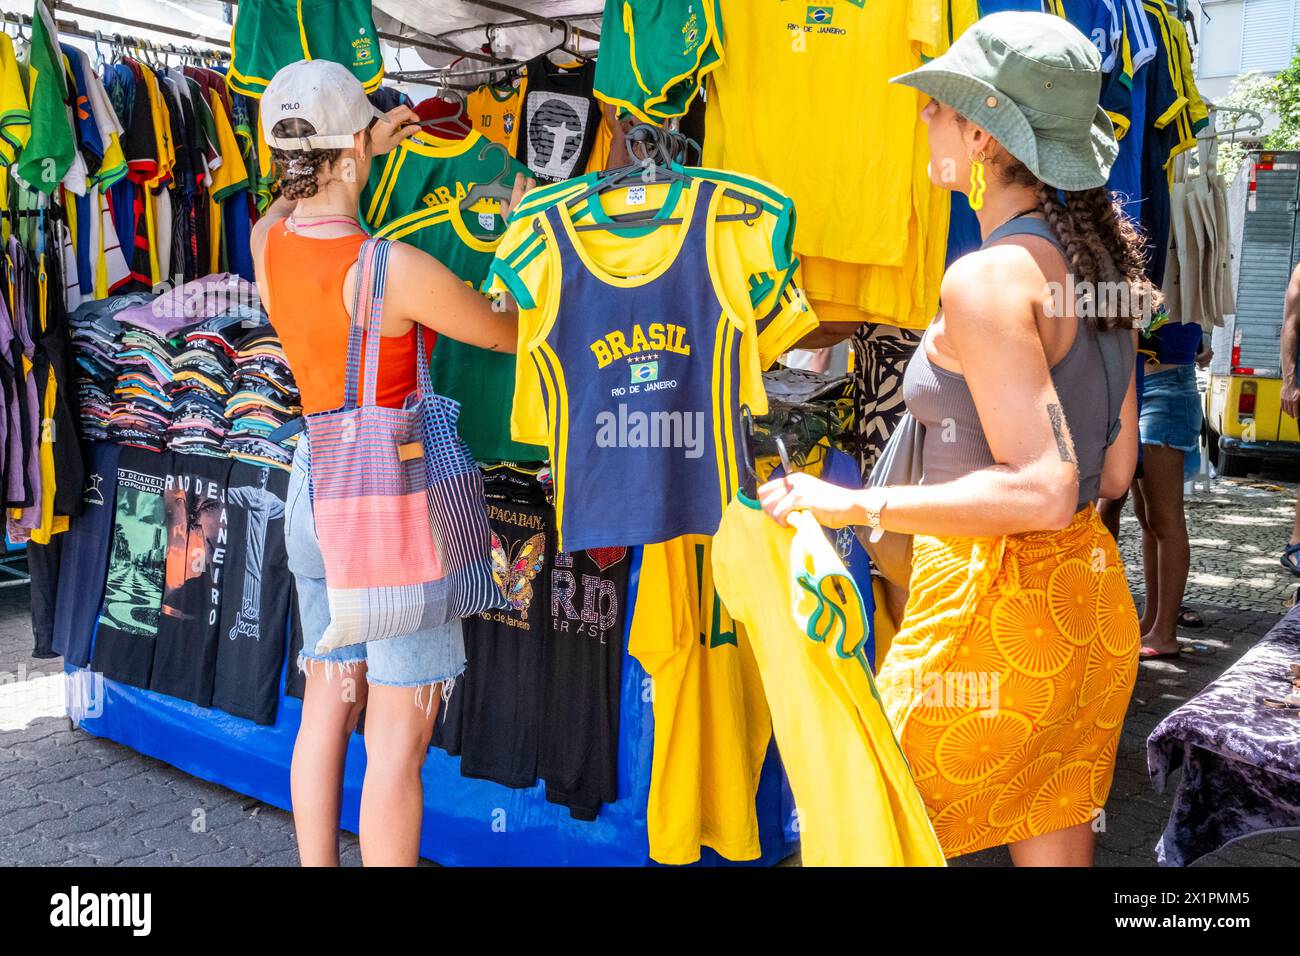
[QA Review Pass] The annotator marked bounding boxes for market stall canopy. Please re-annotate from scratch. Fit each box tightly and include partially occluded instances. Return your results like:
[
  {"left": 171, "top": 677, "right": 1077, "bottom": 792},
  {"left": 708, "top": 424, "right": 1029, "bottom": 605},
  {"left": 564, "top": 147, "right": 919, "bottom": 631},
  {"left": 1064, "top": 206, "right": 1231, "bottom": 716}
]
[{"left": 373, "top": 0, "right": 602, "bottom": 72}]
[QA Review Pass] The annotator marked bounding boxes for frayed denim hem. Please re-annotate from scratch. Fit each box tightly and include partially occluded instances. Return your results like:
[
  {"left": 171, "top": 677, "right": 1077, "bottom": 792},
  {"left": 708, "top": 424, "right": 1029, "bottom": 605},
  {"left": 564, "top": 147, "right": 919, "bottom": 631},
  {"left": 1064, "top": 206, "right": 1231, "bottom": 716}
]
[
  {"left": 296, "top": 653, "right": 366, "bottom": 683},
  {"left": 365, "top": 662, "right": 466, "bottom": 716}
]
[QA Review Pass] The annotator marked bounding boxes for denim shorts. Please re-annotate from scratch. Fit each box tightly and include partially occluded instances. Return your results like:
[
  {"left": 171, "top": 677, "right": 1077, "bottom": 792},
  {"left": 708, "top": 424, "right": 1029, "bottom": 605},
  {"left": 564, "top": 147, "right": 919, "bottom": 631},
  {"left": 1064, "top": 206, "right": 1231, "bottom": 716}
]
[
  {"left": 1139, "top": 364, "right": 1202, "bottom": 481},
  {"left": 284, "top": 434, "right": 466, "bottom": 689}
]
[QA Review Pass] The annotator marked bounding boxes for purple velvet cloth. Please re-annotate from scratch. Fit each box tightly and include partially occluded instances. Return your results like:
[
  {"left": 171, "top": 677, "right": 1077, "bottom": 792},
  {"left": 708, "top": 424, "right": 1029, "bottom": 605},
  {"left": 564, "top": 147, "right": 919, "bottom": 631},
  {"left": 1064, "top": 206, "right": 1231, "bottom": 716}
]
[{"left": 1147, "top": 605, "right": 1300, "bottom": 866}]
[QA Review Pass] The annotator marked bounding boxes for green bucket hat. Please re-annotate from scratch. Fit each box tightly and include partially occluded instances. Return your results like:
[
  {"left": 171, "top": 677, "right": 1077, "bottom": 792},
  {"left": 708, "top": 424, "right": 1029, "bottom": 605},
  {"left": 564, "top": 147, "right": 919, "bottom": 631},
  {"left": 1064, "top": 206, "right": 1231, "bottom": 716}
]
[{"left": 891, "top": 11, "right": 1118, "bottom": 192}]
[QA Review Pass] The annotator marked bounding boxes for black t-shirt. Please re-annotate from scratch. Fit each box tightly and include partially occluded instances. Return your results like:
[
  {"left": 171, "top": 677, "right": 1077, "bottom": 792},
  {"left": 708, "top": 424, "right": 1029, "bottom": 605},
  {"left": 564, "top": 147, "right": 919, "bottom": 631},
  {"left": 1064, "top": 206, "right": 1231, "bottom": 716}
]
[
  {"left": 434, "top": 475, "right": 552, "bottom": 788},
  {"left": 283, "top": 579, "right": 306, "bottom": 702},
  {"left": 91, "top": 448, "right": 172, "bottom": 688},
  {"left": 52, "top": 442, "right": 121, "bottom": 666},
  {"left": 211, "top": 463, "right": 291, "bottom": 725},
  {"left": 147, "top": 454, "right": 232, "bottom": 706},
  {"left": 537, "top": 544, "right": 629, "bottom": 821},
  {"left": 518, "top": 55, "right": 600, "bottom": 184}
]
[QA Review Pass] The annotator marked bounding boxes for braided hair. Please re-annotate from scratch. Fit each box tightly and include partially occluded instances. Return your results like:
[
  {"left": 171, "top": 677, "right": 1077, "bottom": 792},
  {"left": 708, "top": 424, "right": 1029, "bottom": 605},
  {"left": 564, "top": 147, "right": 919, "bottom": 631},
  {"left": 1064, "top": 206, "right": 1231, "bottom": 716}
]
[
  {"left": 267, "top": 118, "right": 347, "bottom": 201},
  {"left": 996, "top": 150, "right": 1159, "bottom": 331}
]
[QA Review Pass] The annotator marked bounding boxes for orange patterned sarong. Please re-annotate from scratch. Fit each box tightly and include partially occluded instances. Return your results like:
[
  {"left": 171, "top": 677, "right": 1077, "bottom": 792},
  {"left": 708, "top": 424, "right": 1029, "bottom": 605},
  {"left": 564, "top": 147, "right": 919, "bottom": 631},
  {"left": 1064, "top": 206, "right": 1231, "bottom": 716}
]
[{"left": 874, "top": 506, "right": 1139, "bottom": 857}]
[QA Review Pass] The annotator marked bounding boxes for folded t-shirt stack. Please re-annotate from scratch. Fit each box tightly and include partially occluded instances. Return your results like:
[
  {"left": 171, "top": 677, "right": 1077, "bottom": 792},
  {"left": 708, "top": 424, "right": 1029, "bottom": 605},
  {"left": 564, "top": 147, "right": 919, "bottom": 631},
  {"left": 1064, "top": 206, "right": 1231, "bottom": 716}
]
[
  {"left": 108, "top": 327, "right": 178, "bottom": 452},
  {"left": 69, "top": 294, "right": 151, "bottom": 442},
  {"left": 224, "top": 324, "right": 302, "bottom": 470}
]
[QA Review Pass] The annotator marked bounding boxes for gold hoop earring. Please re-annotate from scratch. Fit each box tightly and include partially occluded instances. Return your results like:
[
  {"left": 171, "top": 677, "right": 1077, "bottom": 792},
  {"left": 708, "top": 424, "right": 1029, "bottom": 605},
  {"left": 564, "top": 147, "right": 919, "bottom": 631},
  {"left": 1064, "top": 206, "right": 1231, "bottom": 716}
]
[{"left": 969, "top": 150, "right": 988, "bottom": 211}]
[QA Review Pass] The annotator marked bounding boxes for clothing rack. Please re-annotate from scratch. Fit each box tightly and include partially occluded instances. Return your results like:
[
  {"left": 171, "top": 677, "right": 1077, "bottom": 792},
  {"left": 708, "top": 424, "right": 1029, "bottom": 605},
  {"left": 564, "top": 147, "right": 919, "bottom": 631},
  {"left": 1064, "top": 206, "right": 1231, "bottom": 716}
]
[{"left": 39, "top": 1, "right": 231, "bottom": 54}]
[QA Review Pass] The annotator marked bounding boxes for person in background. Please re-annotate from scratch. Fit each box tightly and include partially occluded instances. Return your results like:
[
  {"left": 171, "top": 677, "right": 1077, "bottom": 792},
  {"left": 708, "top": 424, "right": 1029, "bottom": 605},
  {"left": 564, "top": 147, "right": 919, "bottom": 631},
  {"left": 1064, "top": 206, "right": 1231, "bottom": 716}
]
[
  {"left": 1129, "top": 321, "right": 1208, "bottom": 658},
  {"left": 250, "top": 60, "right": 528, "bottom": 867},
  {"left": 1280, "top": 263, "right": 1300, "bottom": 575},
  {"left": 757, "top": 13, "right": 1145, "bottom": 865}
]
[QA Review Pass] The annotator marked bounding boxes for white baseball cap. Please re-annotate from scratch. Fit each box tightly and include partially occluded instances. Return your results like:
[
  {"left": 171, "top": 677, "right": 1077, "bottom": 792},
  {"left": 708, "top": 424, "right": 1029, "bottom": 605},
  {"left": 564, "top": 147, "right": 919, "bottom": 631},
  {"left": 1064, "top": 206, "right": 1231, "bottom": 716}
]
[{"left": 260, "top": 59, "right": 390, "bottom": 150}]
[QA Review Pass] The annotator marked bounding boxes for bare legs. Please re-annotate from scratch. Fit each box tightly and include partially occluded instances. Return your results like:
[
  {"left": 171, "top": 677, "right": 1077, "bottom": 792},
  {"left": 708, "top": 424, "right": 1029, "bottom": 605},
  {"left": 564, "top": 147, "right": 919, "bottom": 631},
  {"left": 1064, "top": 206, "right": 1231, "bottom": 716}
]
[
  {"left": 1130, "top": 444, "right": 1189, "bottom": 655},
  {"left": 291, "top": 663, "right": 368, "bottom": 866},
  {"left": 290, "top": 665, "right": 440, "bottom": 867},
  {"left": 357, "top": 684, "right": 440, "bottom": 866},
  {"left": 1008, "top": 821, "right": 1095, "bottom": 867}
]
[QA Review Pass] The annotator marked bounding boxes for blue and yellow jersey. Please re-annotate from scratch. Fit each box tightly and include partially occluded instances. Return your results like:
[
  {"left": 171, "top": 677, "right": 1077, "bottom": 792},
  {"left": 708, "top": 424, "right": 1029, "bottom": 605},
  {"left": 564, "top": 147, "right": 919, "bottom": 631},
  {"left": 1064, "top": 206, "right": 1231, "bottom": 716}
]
[
  {"left": 1142, "top": 0, "right": 1205, "bottom": 173},
  {"left": 1044, "top": 0, "right": 1124, "bottom": 73},
  {"left": 488, "top": 168, "right": 815, "bottom": 369},
  {"left": 497, "top": 177, "right": 797, "bottom": 550}
]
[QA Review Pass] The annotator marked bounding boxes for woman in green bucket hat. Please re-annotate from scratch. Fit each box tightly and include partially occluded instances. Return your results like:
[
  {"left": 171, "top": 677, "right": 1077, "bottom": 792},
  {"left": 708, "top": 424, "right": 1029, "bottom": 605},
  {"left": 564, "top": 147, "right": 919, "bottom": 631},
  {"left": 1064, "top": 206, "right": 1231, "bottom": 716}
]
[{"left": 756, "top": 12, "right": 1159, "bottom": 865}]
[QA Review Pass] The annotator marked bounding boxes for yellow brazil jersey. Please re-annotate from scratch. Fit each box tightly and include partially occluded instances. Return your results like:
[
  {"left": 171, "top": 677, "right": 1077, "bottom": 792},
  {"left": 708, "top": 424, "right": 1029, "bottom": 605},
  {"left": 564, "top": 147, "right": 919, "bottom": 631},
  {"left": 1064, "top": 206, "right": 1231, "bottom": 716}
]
[
  {"left": 488, "top": 171, "right": 818, "bottom": 369},
  {"left": 629, "top": 534, "right": 773, "bottom": 864},
  {"left": 712, "top": 497, "right": 945, "bottom": 866},
  {"left": 0, "top": 33, "right": 30, "bottom": 168},
  {"left": 467, "top": 78, "right": 526, "bottom": 156},
  {"left": 704, "top": 0, "right": 946, "bottom": 267}
]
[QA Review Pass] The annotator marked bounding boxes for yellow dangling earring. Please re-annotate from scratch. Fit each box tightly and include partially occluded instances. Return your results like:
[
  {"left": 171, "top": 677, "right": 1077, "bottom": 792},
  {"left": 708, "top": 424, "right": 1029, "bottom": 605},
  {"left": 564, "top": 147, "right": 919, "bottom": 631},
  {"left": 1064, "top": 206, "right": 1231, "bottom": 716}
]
[{"left": 968, "top": 150, "right": 988, "bottom": 211}]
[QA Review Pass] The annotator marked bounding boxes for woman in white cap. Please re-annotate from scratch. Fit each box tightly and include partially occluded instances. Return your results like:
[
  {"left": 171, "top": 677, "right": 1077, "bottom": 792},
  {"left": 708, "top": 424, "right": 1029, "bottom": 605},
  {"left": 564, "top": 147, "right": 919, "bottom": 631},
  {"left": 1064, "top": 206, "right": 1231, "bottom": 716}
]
[
  {"left": 759, "top": 12, "right": 1153, "bottom": 865},
  {"left": 250, "top": 59, "right": 529, "bottom": 866}
]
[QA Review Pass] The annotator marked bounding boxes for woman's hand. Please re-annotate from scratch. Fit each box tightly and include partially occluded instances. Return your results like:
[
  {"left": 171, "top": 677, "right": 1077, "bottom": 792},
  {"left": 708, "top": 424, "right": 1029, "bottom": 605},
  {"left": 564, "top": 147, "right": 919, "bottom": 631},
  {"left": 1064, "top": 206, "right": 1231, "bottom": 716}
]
[
  {"left": 758, "top": 473, "right": 865, "bottom": 529},
  {"left": 370, "top": 105, "right": 422, "bottom": 155},
  {"left": 500, "top": 172, "right": 536, "bottom": 222}
]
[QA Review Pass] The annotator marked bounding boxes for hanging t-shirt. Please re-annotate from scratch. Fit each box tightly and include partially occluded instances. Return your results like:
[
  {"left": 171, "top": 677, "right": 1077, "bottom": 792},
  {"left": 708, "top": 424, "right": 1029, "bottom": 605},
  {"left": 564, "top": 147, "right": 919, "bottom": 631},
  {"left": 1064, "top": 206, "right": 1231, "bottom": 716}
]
[
  {"left": 438, "top": 474, "right": 552, "bottom": 787},
  {"left": 629, "top": 534, "right": 773, "bottom": 864},
  {"left": 538, "top": 544, "right": 629, "bottom": 821},
  {"left": 212, "top": 463, "right": 291, "bottom": 725},
  {"left": 703, "top": 0, "right": 945, "bottom": 265},
  {"left": 91, "top": 448, "right": 172, "bottom": 688},
  {"left": 284, "top": 580, "right": 307, "bottom": 701},
  {"left": 15, "top": 1, "right": 75, "bottom": 195},
  {"left": 52, "top": 442, "right": 121, "bottom": 667},
  {"left": 0, "top": 32, "right": 31, "bottom": 168},
  {"left": 467, "top": 77, "right": 526, "bottom": 156},
  {"left": 148, "top": 454, "right": 232, "bottom": 706},
  {"left": 518, "top": 56, "right": 601, "bottom": 184}
]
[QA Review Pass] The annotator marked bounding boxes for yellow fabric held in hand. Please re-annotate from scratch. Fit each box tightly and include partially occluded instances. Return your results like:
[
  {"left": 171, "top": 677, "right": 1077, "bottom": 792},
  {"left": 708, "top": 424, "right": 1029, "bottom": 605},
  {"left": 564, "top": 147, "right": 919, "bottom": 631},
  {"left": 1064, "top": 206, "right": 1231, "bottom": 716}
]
[
  {"left": 712, "top": 498, "right": 945, "bottom": 866},
  {"left": 630, "top": 535, "right": 772, "bottom": 865}
]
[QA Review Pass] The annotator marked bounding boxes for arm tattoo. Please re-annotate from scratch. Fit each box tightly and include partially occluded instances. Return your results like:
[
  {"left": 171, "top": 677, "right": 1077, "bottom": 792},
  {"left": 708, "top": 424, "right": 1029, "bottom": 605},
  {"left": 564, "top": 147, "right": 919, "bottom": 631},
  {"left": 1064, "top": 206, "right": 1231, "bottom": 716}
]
[{"left": 1047, "top": 403, "right": 1074, "bottom": 464}]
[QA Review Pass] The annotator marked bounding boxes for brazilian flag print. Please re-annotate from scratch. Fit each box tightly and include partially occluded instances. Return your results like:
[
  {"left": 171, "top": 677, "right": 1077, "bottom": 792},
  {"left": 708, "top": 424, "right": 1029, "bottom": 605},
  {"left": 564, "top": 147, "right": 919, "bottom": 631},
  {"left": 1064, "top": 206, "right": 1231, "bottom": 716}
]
[{"left": 806, "top": 5, "right": 834, "bottom": 25}]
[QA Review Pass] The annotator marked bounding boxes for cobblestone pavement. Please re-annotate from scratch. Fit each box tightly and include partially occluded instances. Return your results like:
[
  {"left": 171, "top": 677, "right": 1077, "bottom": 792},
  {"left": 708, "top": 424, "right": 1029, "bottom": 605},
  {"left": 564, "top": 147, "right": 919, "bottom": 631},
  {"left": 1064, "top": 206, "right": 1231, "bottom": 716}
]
[{"left": 4, "top": 473, "right": 1300, "bottom": 867}]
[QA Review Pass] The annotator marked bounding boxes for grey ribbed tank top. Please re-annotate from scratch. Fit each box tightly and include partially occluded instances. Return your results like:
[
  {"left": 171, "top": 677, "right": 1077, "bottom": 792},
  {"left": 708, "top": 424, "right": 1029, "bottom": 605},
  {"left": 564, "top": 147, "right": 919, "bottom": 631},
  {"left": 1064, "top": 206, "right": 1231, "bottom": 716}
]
[{"left": 901, "top": 216, "right": 1135, "bottom": 511}]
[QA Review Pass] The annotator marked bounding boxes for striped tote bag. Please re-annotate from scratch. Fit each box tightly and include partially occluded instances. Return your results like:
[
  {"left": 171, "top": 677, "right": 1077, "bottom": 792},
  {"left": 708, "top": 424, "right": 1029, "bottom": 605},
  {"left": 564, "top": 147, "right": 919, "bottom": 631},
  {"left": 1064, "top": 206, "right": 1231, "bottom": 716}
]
[{"left": 306, "top": 238, "right": 505, "bottom": 651}]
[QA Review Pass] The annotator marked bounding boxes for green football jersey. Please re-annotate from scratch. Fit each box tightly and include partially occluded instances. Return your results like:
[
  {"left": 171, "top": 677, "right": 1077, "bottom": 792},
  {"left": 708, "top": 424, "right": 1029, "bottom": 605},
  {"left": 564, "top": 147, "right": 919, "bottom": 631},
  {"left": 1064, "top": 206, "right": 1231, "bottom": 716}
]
[
  {"left": 365, "top": 140, "right": 543, "bottom": 465},
  {"left": 594, "top": 0, "right": 724, "bottom": 124},
  {"left": 229, "top": 0, "right": 383, "bottom": 97}
]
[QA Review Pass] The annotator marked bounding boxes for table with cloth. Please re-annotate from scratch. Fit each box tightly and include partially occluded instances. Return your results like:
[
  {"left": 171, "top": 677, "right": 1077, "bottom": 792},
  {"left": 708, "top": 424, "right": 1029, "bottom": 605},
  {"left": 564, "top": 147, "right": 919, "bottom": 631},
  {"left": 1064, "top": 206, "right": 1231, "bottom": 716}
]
[{"left": 1147, "top": 605, "right": 1300, "bottom": 866}]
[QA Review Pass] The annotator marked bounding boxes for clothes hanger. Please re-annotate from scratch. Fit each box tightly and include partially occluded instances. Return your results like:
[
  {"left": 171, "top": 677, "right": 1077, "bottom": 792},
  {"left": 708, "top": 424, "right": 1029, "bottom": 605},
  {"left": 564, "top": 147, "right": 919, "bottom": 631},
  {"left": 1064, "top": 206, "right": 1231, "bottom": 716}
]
[
  {"left": 459, "top": 140, "right": 515, "bottom": 215},
  {"left": 414, "top": 86, "right": 472, "bottom": 138},
  {"left": 557, "top": 124, "right": 764, "bottom": 233}
]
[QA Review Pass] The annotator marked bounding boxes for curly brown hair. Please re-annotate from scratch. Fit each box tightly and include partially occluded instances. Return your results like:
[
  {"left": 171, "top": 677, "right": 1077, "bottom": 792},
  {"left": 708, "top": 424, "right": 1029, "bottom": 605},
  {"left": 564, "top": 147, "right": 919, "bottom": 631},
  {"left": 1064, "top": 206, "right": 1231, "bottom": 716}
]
[
  {"left": 268, "top": 119, "right": 346, "bottom": 201},
  {"left": 993, "top": 150, "right": 1160, "bottom": 331}
]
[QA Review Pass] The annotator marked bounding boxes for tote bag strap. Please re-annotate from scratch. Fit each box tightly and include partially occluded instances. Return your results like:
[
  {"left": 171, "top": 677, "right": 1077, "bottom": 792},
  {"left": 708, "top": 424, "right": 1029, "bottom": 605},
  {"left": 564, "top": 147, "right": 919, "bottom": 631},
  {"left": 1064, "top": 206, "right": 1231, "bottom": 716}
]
[{"left": 342, "top": 237, "right": 394, "bottom": 410}]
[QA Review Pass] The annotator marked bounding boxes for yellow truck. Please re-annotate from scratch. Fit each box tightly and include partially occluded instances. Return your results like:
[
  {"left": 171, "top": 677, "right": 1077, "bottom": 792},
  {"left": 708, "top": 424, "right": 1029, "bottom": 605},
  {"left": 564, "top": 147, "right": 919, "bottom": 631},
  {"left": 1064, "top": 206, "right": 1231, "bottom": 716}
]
[{"left": 1206, "top": 150, "right": 1300, "bottom": 477}]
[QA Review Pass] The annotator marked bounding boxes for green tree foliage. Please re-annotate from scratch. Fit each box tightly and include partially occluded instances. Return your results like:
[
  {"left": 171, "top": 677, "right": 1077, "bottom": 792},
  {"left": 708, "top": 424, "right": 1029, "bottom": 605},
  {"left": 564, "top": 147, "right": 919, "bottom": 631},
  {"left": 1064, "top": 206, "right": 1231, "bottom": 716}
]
[{"left": 1217, "top": 64, "right": 1300, "bottom": 180}]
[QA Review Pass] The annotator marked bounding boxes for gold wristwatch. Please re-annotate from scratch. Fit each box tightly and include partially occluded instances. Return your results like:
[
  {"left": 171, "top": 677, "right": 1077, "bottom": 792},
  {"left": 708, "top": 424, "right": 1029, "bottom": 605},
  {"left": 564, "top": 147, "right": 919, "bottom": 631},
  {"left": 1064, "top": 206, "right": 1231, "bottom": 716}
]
[{"left": 863, "top": 488, "right": 884, "bottom": 541}]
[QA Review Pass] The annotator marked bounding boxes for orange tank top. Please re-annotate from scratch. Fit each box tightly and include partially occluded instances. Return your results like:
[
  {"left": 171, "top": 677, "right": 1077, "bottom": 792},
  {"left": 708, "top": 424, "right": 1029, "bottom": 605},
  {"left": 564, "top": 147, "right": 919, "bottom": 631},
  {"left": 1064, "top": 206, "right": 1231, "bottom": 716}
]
[{"left": 262, "top": 222, "right": 435, "bottom": 416}]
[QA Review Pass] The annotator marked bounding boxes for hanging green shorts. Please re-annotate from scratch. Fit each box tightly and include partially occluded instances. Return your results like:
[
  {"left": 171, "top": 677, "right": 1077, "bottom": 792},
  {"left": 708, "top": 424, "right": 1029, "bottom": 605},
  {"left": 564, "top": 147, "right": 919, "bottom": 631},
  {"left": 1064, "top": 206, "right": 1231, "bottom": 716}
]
[
  {"left": 229, "top": 0, "right": 384, "bottom": 98},
  {"left": 594, "top": 0, "right": 724, "bottom": 125}
]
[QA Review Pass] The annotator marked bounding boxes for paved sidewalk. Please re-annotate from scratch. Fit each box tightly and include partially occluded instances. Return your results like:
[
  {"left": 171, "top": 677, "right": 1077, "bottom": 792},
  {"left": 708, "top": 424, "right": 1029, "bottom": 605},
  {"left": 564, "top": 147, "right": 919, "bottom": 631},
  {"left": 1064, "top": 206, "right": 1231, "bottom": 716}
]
[{"left": 3, "top": 473, "right": 1300, "bottom": 866}]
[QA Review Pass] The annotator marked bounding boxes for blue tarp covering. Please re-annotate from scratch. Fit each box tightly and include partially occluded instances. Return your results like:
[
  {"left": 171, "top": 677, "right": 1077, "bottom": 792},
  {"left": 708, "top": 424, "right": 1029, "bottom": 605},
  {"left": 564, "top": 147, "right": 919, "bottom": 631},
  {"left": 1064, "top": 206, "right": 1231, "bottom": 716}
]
[{"left": 72, "top": 550, "right": 797, "bottom": 866}]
